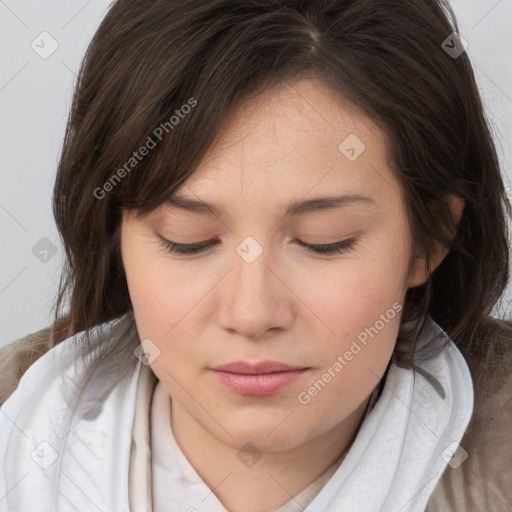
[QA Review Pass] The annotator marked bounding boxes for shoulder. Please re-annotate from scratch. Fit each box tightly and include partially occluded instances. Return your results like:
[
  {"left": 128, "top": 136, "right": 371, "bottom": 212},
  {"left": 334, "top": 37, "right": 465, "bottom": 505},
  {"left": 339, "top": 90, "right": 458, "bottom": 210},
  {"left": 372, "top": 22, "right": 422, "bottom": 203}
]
[
  {"left": 1, "top": 314, "right": 140, "bottom": 409},
  {"left": 0, "top": 326, "right": 53, "bottom": 406},
  {"left": 0, "top": 317, "right": 142, "bottom": 511},
  {"left": 427, "top": 315, "right": 512, "bottom": 511},
  {"left": 0, "top": 315, "right": 135, "bottom": 408}
]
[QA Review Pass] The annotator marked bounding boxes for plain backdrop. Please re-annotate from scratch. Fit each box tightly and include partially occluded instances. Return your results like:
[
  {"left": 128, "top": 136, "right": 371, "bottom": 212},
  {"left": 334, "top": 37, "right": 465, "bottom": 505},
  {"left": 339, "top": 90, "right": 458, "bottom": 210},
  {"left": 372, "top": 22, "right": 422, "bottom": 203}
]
[{"left": 1, "top": 0, "right": 511, "bottom": 347}]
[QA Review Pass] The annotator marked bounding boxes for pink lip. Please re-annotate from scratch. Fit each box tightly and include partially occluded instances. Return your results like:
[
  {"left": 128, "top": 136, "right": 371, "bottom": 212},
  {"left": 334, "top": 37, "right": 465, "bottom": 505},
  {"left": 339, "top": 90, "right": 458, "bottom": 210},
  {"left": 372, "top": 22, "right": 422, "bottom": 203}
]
[
  {"left": 212, "top": 361, "right": 306, "bottom": 374},
  {"left": 210, "top": 361, "right": 310, "bottom": 396}
]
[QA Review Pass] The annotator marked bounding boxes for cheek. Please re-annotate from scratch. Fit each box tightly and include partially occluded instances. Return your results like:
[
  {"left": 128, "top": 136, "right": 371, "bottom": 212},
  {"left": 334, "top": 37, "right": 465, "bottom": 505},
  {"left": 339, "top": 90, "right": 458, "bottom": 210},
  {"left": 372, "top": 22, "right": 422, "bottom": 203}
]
[
  {"left": 288, "top": 232, "right": 407, "bottom": 399},
  {"left": 294, "top": 272, "right": 402, "bottom": 429},
  {"left": 121, "top": 236, "right": 214, "bottom": 383},
  {"left": 294, "top": 238, "right": 408, "bottom": 341},
  {"left": 121, "top": 234, "right": 210, "bottom": 337}
]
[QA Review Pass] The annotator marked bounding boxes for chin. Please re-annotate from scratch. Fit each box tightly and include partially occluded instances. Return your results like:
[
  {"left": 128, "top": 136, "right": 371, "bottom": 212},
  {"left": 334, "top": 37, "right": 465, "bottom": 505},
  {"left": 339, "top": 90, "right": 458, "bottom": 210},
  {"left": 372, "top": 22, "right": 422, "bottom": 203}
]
[{"left": 214, "top": 421, "right": 311, "bottom": 454}]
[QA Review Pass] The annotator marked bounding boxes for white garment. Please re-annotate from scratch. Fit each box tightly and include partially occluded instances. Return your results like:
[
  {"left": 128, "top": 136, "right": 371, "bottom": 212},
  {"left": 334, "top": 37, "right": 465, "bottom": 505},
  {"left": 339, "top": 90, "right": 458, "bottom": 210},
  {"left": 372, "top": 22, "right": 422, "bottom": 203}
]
[
  {"left": 0, "top": 315, "right": 474, "bottom": 512},
  {"left": 0, "top": 319, "right": 138, "bottom": 512}
]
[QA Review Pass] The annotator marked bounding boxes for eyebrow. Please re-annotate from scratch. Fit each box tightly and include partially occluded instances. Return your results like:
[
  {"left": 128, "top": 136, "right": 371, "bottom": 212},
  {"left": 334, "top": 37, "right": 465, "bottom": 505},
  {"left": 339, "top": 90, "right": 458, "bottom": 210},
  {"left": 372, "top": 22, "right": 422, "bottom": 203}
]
[{"left": 164, "top": 193, "right": 376, "bottom": 217}]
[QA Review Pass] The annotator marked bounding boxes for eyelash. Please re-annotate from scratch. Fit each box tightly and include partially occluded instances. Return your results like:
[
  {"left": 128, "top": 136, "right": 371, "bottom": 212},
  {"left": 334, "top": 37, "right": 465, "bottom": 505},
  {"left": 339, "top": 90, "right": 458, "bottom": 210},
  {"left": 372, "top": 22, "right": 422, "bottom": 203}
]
[{"left": 157, "top": 234, "right": 357, "bottom": 256}]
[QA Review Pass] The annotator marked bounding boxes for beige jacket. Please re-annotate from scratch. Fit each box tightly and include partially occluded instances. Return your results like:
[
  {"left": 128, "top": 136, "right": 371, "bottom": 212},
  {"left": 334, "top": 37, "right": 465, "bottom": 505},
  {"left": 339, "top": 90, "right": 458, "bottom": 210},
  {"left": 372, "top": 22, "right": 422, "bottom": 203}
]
[{"left": 1, "top": 316, "right": 511, "bottom": 510}]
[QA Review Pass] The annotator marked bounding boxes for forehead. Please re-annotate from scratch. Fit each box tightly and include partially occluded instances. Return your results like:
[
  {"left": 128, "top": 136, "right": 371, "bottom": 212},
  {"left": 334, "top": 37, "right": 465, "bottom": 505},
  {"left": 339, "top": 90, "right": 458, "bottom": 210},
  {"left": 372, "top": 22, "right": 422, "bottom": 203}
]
[
  {"left": 178, "top": 79, "right": 397, "bottom": 200},
  {"left": 145, "top": 78, "right": 403, "bottom": 227},
  {"left": 205, "top": 78, "right": 380, "bottom": 161}
]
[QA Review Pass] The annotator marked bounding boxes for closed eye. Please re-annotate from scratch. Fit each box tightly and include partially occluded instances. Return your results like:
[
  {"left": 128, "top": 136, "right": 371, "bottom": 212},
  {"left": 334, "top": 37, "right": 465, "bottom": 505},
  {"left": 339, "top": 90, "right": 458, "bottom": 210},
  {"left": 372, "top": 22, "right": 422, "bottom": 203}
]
[
  {"left": 294, "top": 237, "right": 357, "bottom": 254},
  {"left": 156, "top": 233, "right": 357, "bottom": 256}
]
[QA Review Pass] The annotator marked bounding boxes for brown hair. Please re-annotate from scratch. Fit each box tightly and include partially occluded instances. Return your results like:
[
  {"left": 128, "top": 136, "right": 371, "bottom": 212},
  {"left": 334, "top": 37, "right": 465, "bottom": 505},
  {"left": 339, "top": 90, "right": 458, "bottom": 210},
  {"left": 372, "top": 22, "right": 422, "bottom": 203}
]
[{"left": 46, "top": 0, "right": 510, "bottom": 367}]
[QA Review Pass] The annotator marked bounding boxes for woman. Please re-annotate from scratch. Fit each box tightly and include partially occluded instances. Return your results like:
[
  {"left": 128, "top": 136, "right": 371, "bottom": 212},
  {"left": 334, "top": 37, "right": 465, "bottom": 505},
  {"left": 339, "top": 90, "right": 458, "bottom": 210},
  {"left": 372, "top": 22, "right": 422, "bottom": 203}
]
[{"left": 1, "top": 0, "right": 511, "bottom": 510}]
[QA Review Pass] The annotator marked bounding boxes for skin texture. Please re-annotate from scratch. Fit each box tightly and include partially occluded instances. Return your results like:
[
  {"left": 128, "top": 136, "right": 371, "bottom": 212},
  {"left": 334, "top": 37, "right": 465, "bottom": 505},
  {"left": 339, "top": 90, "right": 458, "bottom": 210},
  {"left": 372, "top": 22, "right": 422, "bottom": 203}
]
[{"left": 120, "top": 78, "right": 463, "bottom": 512}]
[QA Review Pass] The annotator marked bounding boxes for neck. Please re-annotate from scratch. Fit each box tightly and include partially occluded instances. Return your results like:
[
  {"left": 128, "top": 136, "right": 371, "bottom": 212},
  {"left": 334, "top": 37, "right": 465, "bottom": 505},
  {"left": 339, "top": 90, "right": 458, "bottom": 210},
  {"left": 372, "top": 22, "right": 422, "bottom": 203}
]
[{"left": 169, "top": 395, "right": 371, "bottom": 512}]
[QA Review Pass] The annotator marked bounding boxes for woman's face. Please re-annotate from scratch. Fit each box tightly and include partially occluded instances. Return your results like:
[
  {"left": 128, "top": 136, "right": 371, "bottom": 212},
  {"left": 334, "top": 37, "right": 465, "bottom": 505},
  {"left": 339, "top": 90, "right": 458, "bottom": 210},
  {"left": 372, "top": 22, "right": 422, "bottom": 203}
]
[{"left": 120, "top": 78, "right": 425, "bottom": 452}]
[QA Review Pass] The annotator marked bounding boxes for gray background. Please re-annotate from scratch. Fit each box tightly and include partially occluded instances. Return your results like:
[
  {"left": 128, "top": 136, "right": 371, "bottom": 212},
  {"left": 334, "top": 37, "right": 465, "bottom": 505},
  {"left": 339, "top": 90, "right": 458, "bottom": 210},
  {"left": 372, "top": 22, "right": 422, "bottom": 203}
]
[{"left": 1, "top": 0, "right": 511, "bottom": 347}]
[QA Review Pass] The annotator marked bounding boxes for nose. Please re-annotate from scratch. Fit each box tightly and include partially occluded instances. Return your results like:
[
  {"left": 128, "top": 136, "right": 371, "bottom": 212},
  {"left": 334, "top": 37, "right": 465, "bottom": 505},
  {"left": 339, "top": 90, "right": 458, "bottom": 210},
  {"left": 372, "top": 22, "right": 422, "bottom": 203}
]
[{"left": 217, "top": 238, "right": 294, "bottom": 340}]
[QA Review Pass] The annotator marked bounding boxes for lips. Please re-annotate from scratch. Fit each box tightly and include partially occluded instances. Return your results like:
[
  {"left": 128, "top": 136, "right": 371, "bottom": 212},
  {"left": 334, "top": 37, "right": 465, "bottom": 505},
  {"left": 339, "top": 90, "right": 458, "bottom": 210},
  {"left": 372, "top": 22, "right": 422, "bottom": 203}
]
[
  {"left": 210, "top": 361, "right": 310, "bottom": 395},
  {"left": 211, "top": 360, "right": 307, "bottom": 374}
]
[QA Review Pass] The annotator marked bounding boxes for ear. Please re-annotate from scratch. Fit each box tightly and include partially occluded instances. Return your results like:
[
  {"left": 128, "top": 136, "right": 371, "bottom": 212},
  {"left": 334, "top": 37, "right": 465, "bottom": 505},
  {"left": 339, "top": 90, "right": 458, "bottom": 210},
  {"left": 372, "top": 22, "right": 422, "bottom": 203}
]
[{"left": 407, "top": 194, "right": 464, "bottom": 288}]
